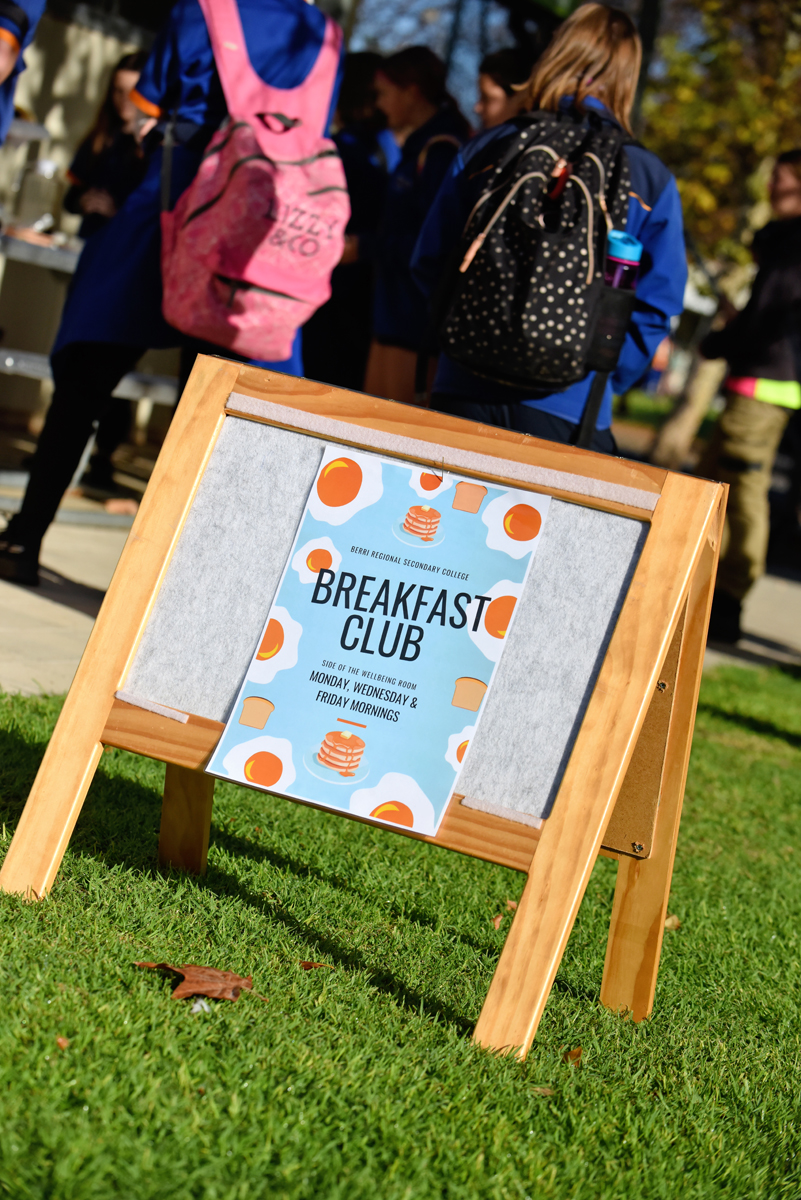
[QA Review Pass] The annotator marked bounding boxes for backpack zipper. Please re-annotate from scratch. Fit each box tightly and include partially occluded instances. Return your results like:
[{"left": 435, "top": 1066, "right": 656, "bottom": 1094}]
[
  {"left": 459, "top": 171, "right": 547, "bottom": 272},
  {"left": 585, "top": 153, "right": 613, "bottom": 233},
  {"left": 215, "top": 274, "right": 304, "bottom": 306}
]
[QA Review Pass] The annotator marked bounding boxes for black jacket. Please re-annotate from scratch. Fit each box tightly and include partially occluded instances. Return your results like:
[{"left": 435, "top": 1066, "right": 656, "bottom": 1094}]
[{"left": 701, "top": 216, "right": 801, "bottom": 382}]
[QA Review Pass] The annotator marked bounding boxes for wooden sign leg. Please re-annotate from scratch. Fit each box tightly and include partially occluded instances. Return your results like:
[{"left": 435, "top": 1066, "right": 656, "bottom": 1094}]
[
  {"left": 472, "top": 806, "right": 608, "bottom": 1059},
  {"left": 600, "top": 518, "right": 722, "bottom": 1020},
  {"left": 471, "top": 480, "right": 724, "bottom": 1059},
  {"left": 159, "top": 765, "right": 215, "bottom": 875},
  {"left": 0, "top": 356, "right": 239, "bottom": 899}
]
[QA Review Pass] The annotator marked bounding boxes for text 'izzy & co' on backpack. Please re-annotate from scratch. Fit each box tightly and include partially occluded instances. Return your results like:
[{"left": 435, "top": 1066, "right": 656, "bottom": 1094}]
[{"left": 161, "top": 0, "right": 349, "bottom": 361}]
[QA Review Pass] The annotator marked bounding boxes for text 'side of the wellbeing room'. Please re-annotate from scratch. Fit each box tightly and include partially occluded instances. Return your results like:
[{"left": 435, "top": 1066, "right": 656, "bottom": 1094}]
[{"left": 208, "top": 447, "right": 551, "bottom": 835}]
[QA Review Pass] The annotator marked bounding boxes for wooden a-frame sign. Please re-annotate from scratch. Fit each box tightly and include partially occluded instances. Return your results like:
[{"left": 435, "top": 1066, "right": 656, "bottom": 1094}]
[{"left": 0, "top": 356, "right": 725, "bottom": 1059}]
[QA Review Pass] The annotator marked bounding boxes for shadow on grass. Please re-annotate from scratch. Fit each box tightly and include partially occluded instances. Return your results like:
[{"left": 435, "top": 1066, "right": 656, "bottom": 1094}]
[
  {"left": 199, "top": 858, "right": 477, "bottom": 1034},
  {"left": 697, "top": 702, "right": 801, "bottom": 750},
  {"left": 0, "top": 724, "right": 489, "bottom": 1035},
  {"left": 209, "top": 823, "right": 498, "bottom": 958}
]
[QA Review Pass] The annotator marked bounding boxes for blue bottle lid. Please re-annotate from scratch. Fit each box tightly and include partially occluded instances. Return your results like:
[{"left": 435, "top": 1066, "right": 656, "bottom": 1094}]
[{"left": 606, "top": 229, "right": 643, "bottom": 263}]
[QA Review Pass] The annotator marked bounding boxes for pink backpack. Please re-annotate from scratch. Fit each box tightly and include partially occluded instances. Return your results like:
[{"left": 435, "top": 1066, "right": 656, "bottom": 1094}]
[{"left": 161, "top": 0, "right": 349, "bottom": 362}]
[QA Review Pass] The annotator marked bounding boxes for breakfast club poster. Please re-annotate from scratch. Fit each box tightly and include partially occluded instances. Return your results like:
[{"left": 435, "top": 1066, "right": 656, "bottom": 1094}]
[{"left": 207, "top": 446, "right": 551, "bottom": 836}]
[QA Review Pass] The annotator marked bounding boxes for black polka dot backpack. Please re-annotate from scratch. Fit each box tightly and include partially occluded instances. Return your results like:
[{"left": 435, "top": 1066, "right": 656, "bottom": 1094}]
[{"left": 437, "top": 108, "right": 638, "bottom": 436}]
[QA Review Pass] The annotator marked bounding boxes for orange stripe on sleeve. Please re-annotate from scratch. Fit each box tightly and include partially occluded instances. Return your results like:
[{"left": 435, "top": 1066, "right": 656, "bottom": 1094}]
[
  {"left": 131, "top": 88, "right": 162, "bottom": 118},
  {"left": 0, "top": 27, "right": 20, "bottom": 54},
  {"left": 629, "top": 190, "right": 653, "bottom": 213}
]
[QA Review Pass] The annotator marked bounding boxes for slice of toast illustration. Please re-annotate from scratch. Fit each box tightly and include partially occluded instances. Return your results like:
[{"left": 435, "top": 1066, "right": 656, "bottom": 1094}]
[
  {"left": 452, "top": 482, "right": 487, "bottom": 513},
  {"left": 239, "top": 696, "right": 275, "bottom": 729},
  {"left": 451, "top": 677, "right": 487, "bottom": 711}
]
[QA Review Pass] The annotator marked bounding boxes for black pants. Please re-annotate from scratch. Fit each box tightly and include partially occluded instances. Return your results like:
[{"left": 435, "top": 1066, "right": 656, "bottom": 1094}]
[
  {"left": 430, "top": 393, "right": 617, "bottom": 455},
  {"left": 5, "top": 338, "right": 274, "bottom": 550},
  {"left": 5, "top": 341, "right": 144, "bottom": 548}
]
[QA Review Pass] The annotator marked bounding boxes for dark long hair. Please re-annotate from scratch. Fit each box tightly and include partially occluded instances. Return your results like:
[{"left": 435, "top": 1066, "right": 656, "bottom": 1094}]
[
  {"left": 84, "top": 50, "right": 148, "bottom": 156},
  {"left": 479, "top": 47, "right": 536, "bottom": 96},
  {"left": 379, "top": 46, "right": 468, "bottom": 133}
]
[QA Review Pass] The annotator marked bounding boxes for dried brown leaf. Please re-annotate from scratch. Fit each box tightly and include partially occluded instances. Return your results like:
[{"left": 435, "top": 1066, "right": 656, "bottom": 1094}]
[
  {"left": 532, "top": 1086, "right": 555, "bottom": 1096},
  {"left": 492, "top": 914, "right": 503, "bottom": 930},
  {"left": 299, "top": 961, "right": 333, "bottom": 971},
  {"left": 135, "top": 962, "right": 253, "bottom": 1001},
  {"left": 664, "top": 913, "right": 681, "bottom": 932},
  {"left": 506, "top": 900, "right": 518, "bottom": 912},
  {"left": 562, "top": 1046, "right": 582, "bottom": 1067},
  {"left": 56, "top": 1036, "right": 70, "bottom": 1050}
]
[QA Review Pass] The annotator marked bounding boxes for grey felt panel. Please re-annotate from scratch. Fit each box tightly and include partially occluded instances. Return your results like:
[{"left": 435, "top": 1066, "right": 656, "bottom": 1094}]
[
  {"left": 456, "top": 500, "right": 647, "bottom": 822},
  {"left": 124, "top": 419, "right": 324, "bottom": 722}
]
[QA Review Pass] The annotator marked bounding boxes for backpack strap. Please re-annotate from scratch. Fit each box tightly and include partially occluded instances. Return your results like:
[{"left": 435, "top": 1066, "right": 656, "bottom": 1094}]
[
  {"left": 160, "top": 112, "right": 176, "bottom": 212},
  {"left": 416, "top": 133, "right": 462, "bottom": 177},
  {"left": 574, "top": 370, "right": 609, "bottom": 449},
  {"left": 196, "top": 0, "right": 342, "bottom": 157}
]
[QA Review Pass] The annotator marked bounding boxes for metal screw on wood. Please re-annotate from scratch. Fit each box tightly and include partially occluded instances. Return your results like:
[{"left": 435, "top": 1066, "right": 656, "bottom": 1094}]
[
  {"left": 632, "top": 842, "right": 644, "bottom": 853},
  {"left": 656, "top": 680, "right": 667, "bottom": 692}
]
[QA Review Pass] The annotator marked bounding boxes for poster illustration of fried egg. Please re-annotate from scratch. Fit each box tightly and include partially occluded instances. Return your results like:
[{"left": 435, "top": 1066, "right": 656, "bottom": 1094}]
[{"left": 207, "top": 445, "right": 550, "bottom": 836}]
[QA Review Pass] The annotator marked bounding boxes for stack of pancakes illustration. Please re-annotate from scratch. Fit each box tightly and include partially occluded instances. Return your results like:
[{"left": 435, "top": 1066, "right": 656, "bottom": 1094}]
[
  {"left": 403, "top": 504, "right": 441, "bottom": 541},
  {"left": 317, "top": 729, "right": 366, "bottom": 777}
]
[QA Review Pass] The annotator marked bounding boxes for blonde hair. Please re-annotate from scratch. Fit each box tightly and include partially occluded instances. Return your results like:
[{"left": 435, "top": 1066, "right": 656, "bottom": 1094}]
[{"left": 523, "top": 3, "right": 642, "bottom": 135}]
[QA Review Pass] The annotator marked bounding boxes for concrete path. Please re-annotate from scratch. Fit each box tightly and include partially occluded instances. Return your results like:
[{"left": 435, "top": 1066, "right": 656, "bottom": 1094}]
[
  {"left": 0, "top": 522, "right": 799, "bottom": 696},
  {"left": 705, "top": 573, "right": 801, "bottom": 671},
  {"left": 0, "top": 524, "right": 128, "bottom": 695}
]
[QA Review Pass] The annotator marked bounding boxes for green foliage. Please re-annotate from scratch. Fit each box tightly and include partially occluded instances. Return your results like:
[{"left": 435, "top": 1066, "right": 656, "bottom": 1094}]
[
  {"left": 642, "top": 0, "right": 801, "bottom": 261},
  {"left": 1, "top": 670, "right": 800, "bottom": 1199}
]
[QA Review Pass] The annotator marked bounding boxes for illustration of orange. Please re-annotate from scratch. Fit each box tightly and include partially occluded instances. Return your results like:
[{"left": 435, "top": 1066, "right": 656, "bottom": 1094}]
[
  {"left": 317, "top": 457, "right": 362, "bottom": 507},
  {"left": 256, "top": 618, "right": 284, "bottom": 660},
  {"left": 244, "top": 751, "right": 283, "bottom": 787},
  {"left": 370, "top": 801, "right": 414, "bottom": 827},
  {"left": 420, "top": 472, "right": 442, "bottom": 492},
  {"left": 484, "top": 595, "right": 516, "bottom": 639},
  {"left": 456, "top": 740, "right": 469, "bottom": 763},
  {"left": 306, "top": 547, "right": 333, "bottom": 573},
  {"left": 502, "top": 503, "right": 541, "bottom": 542}
]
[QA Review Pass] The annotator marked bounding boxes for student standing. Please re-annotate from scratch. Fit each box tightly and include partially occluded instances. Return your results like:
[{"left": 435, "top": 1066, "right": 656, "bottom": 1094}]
[
  {"left": 474, "top": 46, "right": 534, "bottom": 131},
  {"left": 302, "top": 52, "right": 400, "bottom": 391},
  {"left": 699, "top": 150, "right": 801, "bottom": 644},
  {"left": 64, "top": 52, "right": 148, "bottom": 239},
  {"left": 0, "top": 0, "right": 341, "bottom": 585},
  {"left": 411, "top": 4, "right": 686, "bottom": 452},
  {"left": 63, "top": 51, "right": 149, "bottom": 489},
  {"left": 362, "top": 47, "right": 470, "bottom": 406}
]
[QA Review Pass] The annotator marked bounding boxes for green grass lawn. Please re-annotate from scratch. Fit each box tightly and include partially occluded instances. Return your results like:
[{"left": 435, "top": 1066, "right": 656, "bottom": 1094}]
[{"left": 1, "top": 665, "right": 800, "bottom": 1199}]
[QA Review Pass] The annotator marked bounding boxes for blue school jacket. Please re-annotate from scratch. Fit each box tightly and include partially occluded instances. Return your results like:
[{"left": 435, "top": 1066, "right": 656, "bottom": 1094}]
[
  {"left": 0, "top": 0, "right": 46, "bottom": 145},
  {"left": 411, "top": 98, "right": 687, "bottom": 429},
  {"left": 54, "top": 0, "right": 339, "bottom": 374},
  {"left": 365, "top": 106, "right": 468, "bottom": 352}
]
